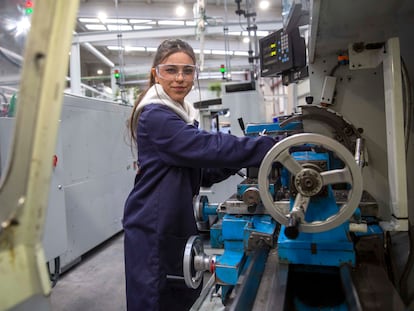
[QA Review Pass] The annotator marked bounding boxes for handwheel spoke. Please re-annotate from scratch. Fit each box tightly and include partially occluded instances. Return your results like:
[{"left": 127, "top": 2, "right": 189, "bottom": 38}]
[
  {"left": 279, "top": 149, "right": 303, "bottom": 175},
  {"left": 320, "top": 167, "right": 352, "bottom": 186}
]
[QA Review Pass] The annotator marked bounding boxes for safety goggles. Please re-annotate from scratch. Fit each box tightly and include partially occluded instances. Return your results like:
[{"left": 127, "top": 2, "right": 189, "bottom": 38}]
[{"left": 155, "top": 64, "right": 198, "bottom": 81}]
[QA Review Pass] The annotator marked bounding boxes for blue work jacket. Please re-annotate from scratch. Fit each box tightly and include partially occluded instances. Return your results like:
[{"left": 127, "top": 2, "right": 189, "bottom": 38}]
[{"left": 123, "top": 104, "right": 275, "bottom": 311}]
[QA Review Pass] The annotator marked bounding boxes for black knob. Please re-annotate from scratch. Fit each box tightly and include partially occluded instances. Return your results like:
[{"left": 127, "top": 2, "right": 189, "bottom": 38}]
[
  {"left": 305, "top": 96, "right": 314, "bottom": 105},
  {"left": 284, "top": 216, "right": 300, "bottom": 239}
]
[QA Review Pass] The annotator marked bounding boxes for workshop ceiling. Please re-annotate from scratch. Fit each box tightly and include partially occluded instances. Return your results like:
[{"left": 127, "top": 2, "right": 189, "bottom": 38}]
[{"left": 74, "top": 0, "right": 284, "bottom": 79}]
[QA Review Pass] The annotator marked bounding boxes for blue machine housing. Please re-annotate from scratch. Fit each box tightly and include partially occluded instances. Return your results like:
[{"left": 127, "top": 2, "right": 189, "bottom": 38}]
[
  {"left": 278, "top": 151, "right": 356, "bottom": 267},
  {"left": 198, "top": 121, "right": 385, "bottom": 309}
]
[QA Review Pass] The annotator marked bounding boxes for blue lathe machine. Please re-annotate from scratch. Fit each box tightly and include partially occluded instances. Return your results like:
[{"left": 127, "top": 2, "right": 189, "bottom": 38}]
[{"left": 184, "top": 117, "right": 382, "bottom": 310}]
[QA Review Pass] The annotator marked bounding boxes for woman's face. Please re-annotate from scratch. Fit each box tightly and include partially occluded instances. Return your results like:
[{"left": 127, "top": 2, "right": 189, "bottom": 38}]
[{"left": 153, "top": 52, "right": 195, "bottom": 104}]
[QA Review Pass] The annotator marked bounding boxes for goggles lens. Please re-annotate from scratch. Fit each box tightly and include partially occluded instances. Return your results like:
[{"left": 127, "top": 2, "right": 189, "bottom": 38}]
[{"left": 156, "top": 64, "right": 197, "bottom": 81}]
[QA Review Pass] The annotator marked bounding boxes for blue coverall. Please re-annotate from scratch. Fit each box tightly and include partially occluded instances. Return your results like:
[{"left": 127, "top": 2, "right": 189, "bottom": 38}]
[{"left": 123, "top": 104, "right": 275, "bottom": 310}]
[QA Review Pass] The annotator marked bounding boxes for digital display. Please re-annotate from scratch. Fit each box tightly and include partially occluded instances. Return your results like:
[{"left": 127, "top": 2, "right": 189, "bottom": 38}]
[{"left": 259, "top": 27, "right": 306, "bottom": 78}]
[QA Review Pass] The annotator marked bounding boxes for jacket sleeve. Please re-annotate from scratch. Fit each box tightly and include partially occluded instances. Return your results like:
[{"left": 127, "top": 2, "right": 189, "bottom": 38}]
[
  {"left": 139, "top": 105, "right": 275, "bottom": 169},
  {"left": 200, "top": 168, "right": 240, "bottom": 188}
]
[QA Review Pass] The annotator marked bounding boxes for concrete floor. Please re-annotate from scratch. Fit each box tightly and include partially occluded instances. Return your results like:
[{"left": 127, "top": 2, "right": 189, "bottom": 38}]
[
  {"left": 50, "top": 232, "right": 126, "bottom": 311},
  {"left": 48, "top": 232, "right": 220, "bottom": 311}
]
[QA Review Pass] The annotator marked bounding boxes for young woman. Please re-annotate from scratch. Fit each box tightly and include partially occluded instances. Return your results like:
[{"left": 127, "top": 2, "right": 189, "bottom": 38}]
[{"left": 123, "top": 39, "right": 276, "bottom": 310}]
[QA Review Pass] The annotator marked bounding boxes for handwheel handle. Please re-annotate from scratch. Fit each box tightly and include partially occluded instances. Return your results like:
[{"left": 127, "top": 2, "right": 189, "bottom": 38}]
[{"left": 284, "top": 215, "right": 300, "bottom": 239}]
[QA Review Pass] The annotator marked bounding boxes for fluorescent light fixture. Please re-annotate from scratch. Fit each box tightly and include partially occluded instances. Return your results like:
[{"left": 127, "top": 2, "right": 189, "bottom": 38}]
[
  {"left": 234, "top": 51, "right": 249, "bottom": 56},
  {"left": 129, "top": 19, "right": 153, "bottom": 24},
  {"left": 146, "top": 47, "right": 158, "bottom": 52},
  {"left": 107, "top": 25, "right": 132, "bottom": 31},
  {"left": 228, "top": 31, "right": 242, "bottom": 36},
  {"left": 211, "top": 50, "right": 233, "bottom": 55},
  {"left": 185, "top": 20, "right": 196, "bottom": 26},
  {"left": 125, "top": 46, "right": 146, "bottom": 52},
  {"left": 240, "top": 30, "right": 269, "bottom": 37},
  {"left": 107, "top": 46, "right": 124, "bottom": 51},
  {"left": 103, "top": 18, "right": 129, "bottom": 24},
  {"left": 193, "top": 49, "right": 212, "bottom": 54},
  {"left": 79, "top": 17, "right": 100, "bottom": 23},
  {"left": 158, "top": 20, "right": 185, "bottom": 26},
  {"left": 243, "top": 37, "right": 250, "bottom": 43},
  {"left": 133, "top": 25, "right": 153, "bottom": 30},
  {"left": 97, "top": 69, "right": 103, "bottom": 75},
  {"left": 85, "top": 24, "right": 107, "bottom": 31}
]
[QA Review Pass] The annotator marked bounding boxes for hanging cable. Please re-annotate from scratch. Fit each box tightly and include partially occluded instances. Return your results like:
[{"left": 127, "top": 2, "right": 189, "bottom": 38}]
[{"left": 115, "top": 0, "right": 128, "bottom": 105}]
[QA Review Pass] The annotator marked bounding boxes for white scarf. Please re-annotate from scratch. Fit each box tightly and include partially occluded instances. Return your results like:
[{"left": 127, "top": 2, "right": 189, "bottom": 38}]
[{"left": 135, "top": 84, "right": 198, "bottom": 125}]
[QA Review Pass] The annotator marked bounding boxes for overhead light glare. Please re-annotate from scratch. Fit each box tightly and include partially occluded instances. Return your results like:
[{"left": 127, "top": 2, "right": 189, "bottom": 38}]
[
  {"left": 259, "top": 0, "right": 270, "bottom": 10},
  {"left": 175, "top": 5, "right": 186, "bottom": 16},
  {"left": 97, "top": 12, "right": 107, "bottom": 22}
]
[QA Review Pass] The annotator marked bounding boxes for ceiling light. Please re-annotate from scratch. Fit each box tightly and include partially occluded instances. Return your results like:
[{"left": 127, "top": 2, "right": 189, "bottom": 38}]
[
  {"left": 158, "top": 20, "right": 185, "bottom": 26},
  {"left": 259, "top": 0, "right": 270, "bottom": 10},
  {"left": 107, "top": 46, "right": 124, "bottom": 51},
  {"left": 107, "top": 25, "right": 132, "bottom": 31},
  {"left": 85, "top": 24, "right": 107, "bottom": 31},
  {"left": 146, "top": 47, "right": 157, "bottom": 52},
  {"left": 79, "top": 18, "right": 100, "bottom": 23},
  {"left": 97, "top": 69, "right": 103, "bottom": 75},
  {"left": 243, "top": 37, "right": 250, "bottom": 43},
  {"left": 103, "top": 18, "right": 129, "bottom": 24},
  {"left": 133, "top": 25, "right": 153, "bottom": 30},
  {"left": 15, "top": 16, "right": 31, "bottom": 37},
  {"left": 97, "top": 12, "right": 107, "bottom": 22},
  {"left": 129, "top": 19, "right": 153, "bottom": 24},
  {"left": 211, "top": 50, "right": 232, "bottom": 55},
  {"left": 125, "top": 46, "right": 146, "bottom": 52},
  {"left": 175, "top": 5, "right": 186, "bottom": 16},
  {"left": 234, "top": 51, "right": 249, "bottom": 56}
]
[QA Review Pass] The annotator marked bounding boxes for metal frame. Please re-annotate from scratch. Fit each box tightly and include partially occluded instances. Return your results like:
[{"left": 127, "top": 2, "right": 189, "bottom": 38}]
[{"left": 0, "top": 1, "right": 80, "bottom": 309}]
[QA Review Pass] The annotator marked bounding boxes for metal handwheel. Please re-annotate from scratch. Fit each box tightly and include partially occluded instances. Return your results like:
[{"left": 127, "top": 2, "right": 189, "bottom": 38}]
[
  {"left": 183, "top": 235, "right": 205, "bottom": 289},
  {"left": 258, "top": 133, "right": 363, "bottom": 233}
]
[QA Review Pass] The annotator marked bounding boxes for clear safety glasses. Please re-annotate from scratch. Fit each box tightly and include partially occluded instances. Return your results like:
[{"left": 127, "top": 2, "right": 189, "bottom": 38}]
[{"left": 155, "top": 64, "right": 198, "bottom": 81}]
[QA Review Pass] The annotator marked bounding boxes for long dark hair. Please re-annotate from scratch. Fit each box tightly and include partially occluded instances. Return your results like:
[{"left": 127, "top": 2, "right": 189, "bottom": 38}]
[{"left": 128, "top": 39, "right": 196, "bottom": 146}]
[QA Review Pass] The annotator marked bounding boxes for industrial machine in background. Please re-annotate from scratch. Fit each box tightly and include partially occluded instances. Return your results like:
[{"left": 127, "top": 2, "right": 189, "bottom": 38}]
[
  {"left": 184, "top": 1, "right": 414, "bottom": 310},
  {"left": 0, "top": 94, "right": 136, "bottom": 281}
]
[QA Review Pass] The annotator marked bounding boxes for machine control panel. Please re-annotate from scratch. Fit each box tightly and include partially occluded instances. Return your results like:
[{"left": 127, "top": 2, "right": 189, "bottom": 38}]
[{"left": 259, "top": 27, "right": 306, "bottom": 78}]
